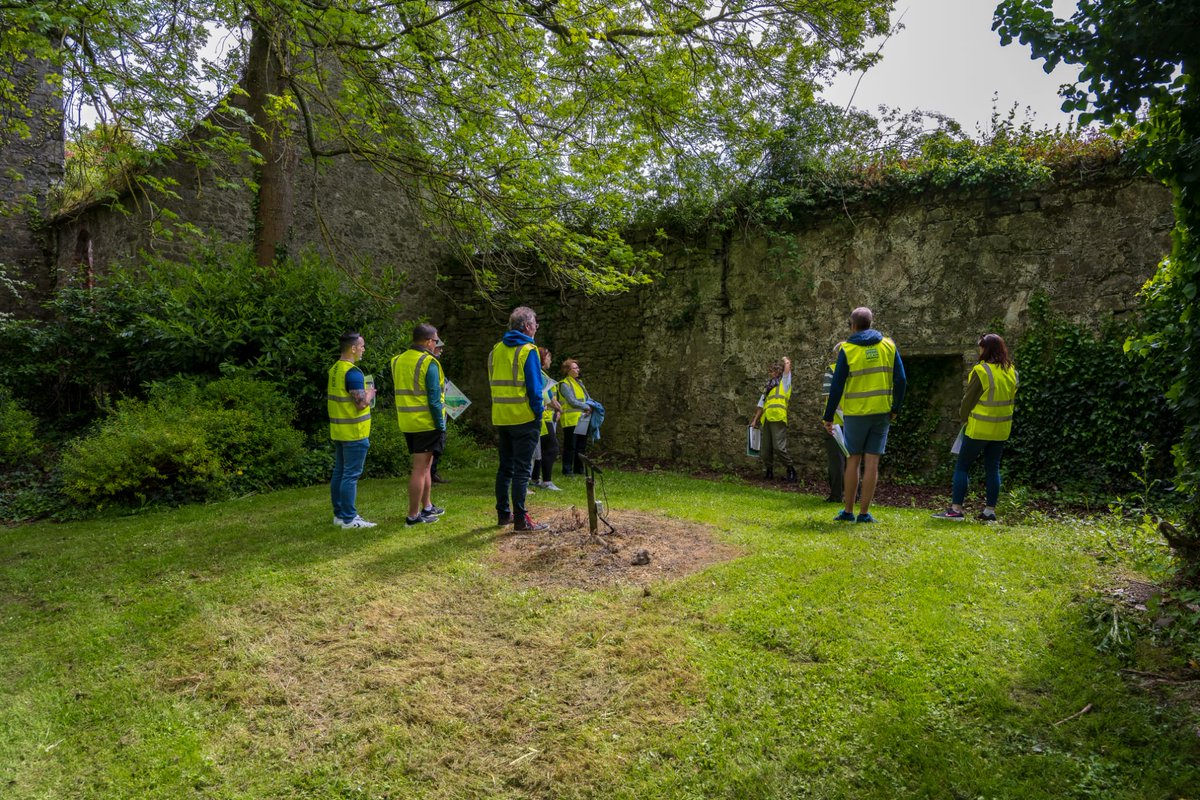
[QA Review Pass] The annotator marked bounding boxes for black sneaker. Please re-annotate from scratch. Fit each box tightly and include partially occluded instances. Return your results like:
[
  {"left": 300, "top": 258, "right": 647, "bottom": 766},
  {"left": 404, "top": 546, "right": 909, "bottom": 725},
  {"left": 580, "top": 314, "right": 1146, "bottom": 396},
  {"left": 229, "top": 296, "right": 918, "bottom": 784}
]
[
  {"left": 978, "top": 509, "right": 998, "bottom": 522},
  {"left": 932, "top": 508, "right": 965, "bottom": 520},
  {"left": 497, "top": 511, "right": 514, "bottom": 526},
  {"left": 406, "top": 513, "right": 438, "bottom": 526},
  {"left": 423, "top": 504, "right": 445, "bottom": 517}
]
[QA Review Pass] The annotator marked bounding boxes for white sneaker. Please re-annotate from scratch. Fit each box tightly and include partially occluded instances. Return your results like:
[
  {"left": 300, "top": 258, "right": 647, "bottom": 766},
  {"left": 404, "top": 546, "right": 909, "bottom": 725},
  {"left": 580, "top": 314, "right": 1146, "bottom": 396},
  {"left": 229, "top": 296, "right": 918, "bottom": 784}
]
[
  {"left": 340, "top": 516, "right": 377, "bottom": 529},
  {"left": 543, "top": 482, "right": 562, "bottom": 491},
  {"left": 333, "top": 516, "right": 341, "bottom": 526}
]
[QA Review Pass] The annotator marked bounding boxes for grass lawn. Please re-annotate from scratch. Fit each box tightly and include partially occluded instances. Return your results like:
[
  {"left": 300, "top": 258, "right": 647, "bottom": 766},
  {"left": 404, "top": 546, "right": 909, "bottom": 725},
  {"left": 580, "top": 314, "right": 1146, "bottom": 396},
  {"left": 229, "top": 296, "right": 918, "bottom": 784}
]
[{"left": 2, "top": 467, "right": 1197, "bottom": 799}]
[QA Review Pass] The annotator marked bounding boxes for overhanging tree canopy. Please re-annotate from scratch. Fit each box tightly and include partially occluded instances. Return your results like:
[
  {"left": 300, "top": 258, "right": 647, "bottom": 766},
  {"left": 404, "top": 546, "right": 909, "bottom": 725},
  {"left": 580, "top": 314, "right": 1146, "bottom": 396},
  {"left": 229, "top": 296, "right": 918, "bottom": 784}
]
[{"left": 3, "top": 0, "right": 894, "bottom": 290}]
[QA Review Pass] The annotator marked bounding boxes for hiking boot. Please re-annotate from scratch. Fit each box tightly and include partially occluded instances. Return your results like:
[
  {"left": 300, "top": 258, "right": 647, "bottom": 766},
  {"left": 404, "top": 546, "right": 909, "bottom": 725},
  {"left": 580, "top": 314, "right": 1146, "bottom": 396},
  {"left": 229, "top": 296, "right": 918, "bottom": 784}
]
[
  {"left": 542, "top": 482, "right": 563, "bottom": 491},
  {"left": 497, "top": 511, "right": 514, "bottom": 526},
  {"left": 514, "top": 513, "right": 549, "bottom": 532},
  {"left": 341, "top": 516, "right": 378, "bottom": 529},
  {"left": 834, "top": 510, "right": 856, "bottom": 522},
  {"left": 406, "top": 513, "right": 438, "bottom": 526},
  {"left": 422, "top": 504, "right": 445, "bottom": 517},
  {"left": 855, "top": 513, "right": 877, "bottom": 524},
  {"left": 785, "top": 466, "right": 798, "bottom": 482},
  {"left": 932, "top": 508, "right": 965, "bottom": 520},
  {"left": 978, "top": 509, "right": 998, "bottom": 522}
]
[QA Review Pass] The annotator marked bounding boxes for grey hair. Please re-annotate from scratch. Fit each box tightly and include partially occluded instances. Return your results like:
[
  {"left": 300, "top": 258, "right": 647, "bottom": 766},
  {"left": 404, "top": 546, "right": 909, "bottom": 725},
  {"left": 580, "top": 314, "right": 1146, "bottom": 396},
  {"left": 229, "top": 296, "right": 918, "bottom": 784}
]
[{"left": 508, "top": 306, "right": 537, "bottom": 331}]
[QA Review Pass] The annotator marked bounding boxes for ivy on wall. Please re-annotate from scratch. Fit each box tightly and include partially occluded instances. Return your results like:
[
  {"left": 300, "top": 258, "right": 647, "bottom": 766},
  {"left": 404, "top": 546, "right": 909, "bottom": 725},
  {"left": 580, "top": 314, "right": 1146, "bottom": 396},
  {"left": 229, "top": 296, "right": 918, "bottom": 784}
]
[{"left": 1004, "top": 294, "right": 1177, "bottom": 494}]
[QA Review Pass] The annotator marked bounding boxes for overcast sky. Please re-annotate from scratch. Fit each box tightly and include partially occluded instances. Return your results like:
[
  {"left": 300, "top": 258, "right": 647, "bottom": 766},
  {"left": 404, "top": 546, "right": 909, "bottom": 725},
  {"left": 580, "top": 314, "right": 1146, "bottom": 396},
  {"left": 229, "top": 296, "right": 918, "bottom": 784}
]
[{"left": 822, "top": 0, "right": 1083, "bottom": 135}]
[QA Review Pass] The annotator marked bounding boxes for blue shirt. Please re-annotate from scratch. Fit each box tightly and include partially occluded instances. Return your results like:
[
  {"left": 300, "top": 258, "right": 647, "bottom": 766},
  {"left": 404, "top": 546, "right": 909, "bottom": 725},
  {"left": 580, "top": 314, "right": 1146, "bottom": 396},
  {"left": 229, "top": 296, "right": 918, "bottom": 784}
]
[{"left": 425, "top": 359, "right": 446, "bottom": 432}]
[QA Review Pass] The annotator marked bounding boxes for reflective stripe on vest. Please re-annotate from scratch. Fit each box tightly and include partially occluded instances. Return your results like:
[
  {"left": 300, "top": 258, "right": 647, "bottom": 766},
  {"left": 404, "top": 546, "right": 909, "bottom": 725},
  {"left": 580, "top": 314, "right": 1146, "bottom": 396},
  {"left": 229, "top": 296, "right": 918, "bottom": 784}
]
[
  {"left": 328, "top": 359, "right": 371, "bottom": 441},
  {"left": 841, "top": 338, "right": 896, "bottom": 416},
  {"left": 489, "top": 341, "right": 537, "bottom": 425},
  {"left": 965, "top": 362, "right": 1018, "bottom": 441},
  {"left": 391, "top": 348, "right": 444, "bottom": 433},
  {"left": 559, "top": 375, "right": 588, "bottom": 428},
  {"left": 762, "top": 379, "right": 791, "bottom": 423}
]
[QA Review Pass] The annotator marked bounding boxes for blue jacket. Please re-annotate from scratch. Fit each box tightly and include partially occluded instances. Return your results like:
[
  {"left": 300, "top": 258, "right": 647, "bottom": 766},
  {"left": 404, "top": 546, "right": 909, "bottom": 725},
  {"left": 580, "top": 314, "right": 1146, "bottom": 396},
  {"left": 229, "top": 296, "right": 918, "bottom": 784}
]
[
  {"left": 585, "top": 400, "right": 605, "bottom": 442},
  {"left": 823, "top": 329, "right": 907, "bottom": 421},
  {"left": 501, "top": 329, "right": 544, "bottom": 419}
]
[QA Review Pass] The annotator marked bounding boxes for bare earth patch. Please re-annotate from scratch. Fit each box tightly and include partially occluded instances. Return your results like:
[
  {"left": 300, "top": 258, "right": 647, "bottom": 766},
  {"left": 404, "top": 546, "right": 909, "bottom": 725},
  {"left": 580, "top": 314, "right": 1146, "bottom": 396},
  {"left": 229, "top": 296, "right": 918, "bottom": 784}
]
[{"left": 492, "top": 506, "right": 744, "bottom": 589}]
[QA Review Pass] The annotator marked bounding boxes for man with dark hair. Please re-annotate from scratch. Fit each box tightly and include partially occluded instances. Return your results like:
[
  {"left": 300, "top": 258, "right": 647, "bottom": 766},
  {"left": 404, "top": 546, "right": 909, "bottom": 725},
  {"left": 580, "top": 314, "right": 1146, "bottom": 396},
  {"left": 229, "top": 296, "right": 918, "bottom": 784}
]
[
  {"left": 390, "top": 323, "right": 447, "bottom": 526},
  {"left": 329, "top": 331, "right": 376, "bottom": 529},
  {"left": 749, "top": 356, "right": 796, "bottom": 481},
  {"left": 822, "top": 307, "right": 907, "bottom": 523},
  {"left": 489, "top": 306, "right": 548, "bottom": 531}
]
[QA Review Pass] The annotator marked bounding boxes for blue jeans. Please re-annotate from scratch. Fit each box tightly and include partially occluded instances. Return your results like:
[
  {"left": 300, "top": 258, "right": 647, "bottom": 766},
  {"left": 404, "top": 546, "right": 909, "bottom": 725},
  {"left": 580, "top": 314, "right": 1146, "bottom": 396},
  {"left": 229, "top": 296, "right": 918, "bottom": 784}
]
[
  {"left": 496, "top": 421, "right": 540, "bottom": 517},
  {"left": 952, "top": 435, "right": 1005, "bottom": 507},
  {"left": 331, "top": 438, "right": 370, "bottom": 522}
]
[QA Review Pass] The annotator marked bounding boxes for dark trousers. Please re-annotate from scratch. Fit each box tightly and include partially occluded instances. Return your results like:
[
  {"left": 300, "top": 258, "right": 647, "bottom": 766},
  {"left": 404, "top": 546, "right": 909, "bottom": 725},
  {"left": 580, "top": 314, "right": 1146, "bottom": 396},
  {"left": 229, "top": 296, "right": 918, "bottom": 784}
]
[
  {"left": 430, "top": 450, "right": 442, "bottom": 478},
  {"left": 760, "top": 420, "right": 793, "bottom": 469},
  {"left": 496, "top": 420, "right": 541, "bottom": 516},
  {"left": 562, "top": 429, "right": 588, "bottom": 474},
  {"left": 532, "top": 424, "right": 560, "bottom": 482},
  {"left": 823, "top": 433, "right": 845, "bottom": 499},
  {"left": 952, "top": 435, "right": 1006, "bottom": 507}
]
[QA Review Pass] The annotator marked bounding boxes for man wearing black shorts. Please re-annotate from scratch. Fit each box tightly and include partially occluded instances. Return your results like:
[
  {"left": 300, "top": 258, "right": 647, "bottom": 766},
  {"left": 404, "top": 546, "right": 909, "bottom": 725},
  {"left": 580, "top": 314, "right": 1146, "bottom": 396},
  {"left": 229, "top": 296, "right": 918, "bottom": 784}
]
[{"left": 390, "top": 323, "right": 448, "bottom": 526}]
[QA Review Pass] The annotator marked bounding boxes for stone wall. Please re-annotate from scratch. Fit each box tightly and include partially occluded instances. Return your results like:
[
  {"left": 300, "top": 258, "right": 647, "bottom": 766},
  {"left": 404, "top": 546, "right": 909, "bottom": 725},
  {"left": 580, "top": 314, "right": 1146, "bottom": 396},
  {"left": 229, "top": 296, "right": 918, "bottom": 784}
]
[
  {"left": 438, "top": 170, "right": 1174, "bottom": 474},
  {"left": 50, "top": 134, "right": 448, "bottom": 313}
]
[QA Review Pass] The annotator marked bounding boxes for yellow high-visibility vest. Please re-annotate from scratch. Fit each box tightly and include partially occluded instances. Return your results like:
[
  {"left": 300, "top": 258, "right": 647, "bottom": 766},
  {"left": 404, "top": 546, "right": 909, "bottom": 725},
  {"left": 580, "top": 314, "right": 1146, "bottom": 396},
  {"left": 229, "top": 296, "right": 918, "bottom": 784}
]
[
  {"left": 540, "top": 371, "right": 557, "bottom": 436},
  {"left": 390, "top": 348, "right": 444, "bottom": 433},
  {"left": 965, "top": 362, "right": 1018, "bottom": 441},
  {"left": 762, "top": 378, "right": 791, "bottom": 423},
  {"left": 327, "top": 360, "right": 371, "bottom": 441},
  {"left": 842, "top": 338, "right": 897, "bottom": 416},
  {"left": 559, "top": 375, "right": 588, "bottom": 428},
  {"left": 489, "top": 341, "right": 538, "bottom": 425}
]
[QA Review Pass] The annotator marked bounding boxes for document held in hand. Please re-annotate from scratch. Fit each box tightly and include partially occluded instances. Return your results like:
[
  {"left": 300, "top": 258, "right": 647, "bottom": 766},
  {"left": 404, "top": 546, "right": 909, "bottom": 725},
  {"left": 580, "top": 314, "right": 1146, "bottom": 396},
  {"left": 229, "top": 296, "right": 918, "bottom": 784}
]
[
  {"left": 443, "top": 379, "right": 471, "bottom": 420},
  {"left": 831, "top": 423, "right": 849, "bottom": 457},
  {"left": 950, "top": 427, "right": 964, "bottom": 455},
  {"left": 747, "top": 425, "right": 762, "bottom": 457}
]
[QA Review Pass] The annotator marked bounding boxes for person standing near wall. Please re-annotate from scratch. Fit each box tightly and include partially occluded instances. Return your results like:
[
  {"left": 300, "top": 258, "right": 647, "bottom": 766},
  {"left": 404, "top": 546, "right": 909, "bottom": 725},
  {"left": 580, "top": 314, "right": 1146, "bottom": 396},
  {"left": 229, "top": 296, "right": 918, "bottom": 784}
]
[
  {"left": 430, "top": 338, "right": 449, "bottom": 485},
  {"left": 391, "top": 323, "right": 447, "bottom": 526},
  {"left": 531, "top": 347, "right": 563, "bottom": 491},
  {"left": 490, "top": 306, "right": 549, "bottom": 531},
  {"left": 750, "top": 357, "right": 797, "bottom": 481},
  {"left": 329, "top": 331, "right": 377, "bottom": 529},
  {"left": 933, "top": 334, "right": 1018, "bottom": 522},
  {"left": 823, "top": 307, "right": 907, "bottom": 523},
  {"left": 821, "top": 343, "right": 847, "bottom": 501},
  {"left": 558, "top": 358, "right": 592, "bottom": 476}
]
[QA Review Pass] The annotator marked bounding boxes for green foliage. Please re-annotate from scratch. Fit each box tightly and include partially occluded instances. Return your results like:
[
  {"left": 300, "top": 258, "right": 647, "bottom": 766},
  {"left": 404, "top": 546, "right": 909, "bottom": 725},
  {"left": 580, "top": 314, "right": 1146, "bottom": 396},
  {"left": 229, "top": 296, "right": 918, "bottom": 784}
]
[
  {"left": 362, "top": 416, "right": 489, "bottom": 479},
  {"left": 995, "top": 0, "right": 1200, "bottom": 580},
  {"left": 59, "top": 376, "right": 319, "bottom": 509},
  {"left": 0, "top": 246, "right": 411, "bottom": 436},
  {"left": 887, "top": 358, "right": 958, "bottom": 483},
  {"left": 0, "top": 386, "right": 40, "bottom": 467},
  {"left": 1004, "top": 295, "right": 1177, "bottom": 494}
]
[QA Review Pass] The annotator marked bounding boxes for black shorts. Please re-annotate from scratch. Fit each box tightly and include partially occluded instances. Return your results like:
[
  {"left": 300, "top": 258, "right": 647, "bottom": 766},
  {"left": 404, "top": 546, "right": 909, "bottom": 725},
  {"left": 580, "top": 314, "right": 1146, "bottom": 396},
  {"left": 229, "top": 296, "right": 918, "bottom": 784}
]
[{"left": 405, "top": 430, "right": 446, "bottom": 455}]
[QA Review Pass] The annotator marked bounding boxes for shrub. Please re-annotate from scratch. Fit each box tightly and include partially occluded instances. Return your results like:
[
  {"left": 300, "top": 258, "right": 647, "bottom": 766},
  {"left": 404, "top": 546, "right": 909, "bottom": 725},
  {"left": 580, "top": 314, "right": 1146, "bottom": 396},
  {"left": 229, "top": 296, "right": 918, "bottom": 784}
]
[
  {"left": 60, "top": 376, "right": 319, "bottom": 509},
  {"left": 0, "top": 386, "right": 41, "bottom": 467},
  {"left": 0, "top": 245, "right": 414, "bottom": 437}
]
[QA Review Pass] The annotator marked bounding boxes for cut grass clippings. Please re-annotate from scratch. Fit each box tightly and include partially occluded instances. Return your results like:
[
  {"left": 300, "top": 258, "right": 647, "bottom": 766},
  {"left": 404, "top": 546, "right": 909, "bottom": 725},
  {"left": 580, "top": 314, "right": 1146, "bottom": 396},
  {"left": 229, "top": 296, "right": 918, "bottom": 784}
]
[{"left": 1, "top": 466, "right": 1197, "bottom": 799}]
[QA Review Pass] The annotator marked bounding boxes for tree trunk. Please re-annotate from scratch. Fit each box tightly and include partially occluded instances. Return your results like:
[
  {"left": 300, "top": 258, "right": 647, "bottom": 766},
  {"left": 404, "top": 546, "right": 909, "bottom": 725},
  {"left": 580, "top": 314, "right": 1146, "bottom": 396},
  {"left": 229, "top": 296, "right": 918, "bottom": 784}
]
[{"left": 246, "top": 15, "right": 295, "bottom": 269}]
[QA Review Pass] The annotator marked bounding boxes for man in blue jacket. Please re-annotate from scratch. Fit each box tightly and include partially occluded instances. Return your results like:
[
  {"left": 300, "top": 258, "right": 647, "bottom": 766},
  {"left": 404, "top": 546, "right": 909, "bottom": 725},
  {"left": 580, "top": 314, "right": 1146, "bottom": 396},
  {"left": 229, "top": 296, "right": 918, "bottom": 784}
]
[
  {"left": 822, "top": 307, "right": 907, "bottom": 523},
  {"left": 489, "top": 306, "right": 547, "bottom": 532}
]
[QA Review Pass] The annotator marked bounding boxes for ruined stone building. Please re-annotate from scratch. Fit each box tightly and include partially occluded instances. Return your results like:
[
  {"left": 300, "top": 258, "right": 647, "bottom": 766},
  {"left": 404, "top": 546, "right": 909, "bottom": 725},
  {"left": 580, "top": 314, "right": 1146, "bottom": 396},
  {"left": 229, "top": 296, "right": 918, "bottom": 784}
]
[{"left": 0, "top": 52, "right": 1175, "bottom": 472}]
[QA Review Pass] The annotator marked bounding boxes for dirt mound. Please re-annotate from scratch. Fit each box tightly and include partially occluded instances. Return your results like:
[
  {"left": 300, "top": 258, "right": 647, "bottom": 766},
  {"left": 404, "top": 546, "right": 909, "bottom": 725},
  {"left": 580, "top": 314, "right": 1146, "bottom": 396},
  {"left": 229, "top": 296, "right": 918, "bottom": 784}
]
[{"left": 492, "top": 506, "right": 744, "bottom": 590}]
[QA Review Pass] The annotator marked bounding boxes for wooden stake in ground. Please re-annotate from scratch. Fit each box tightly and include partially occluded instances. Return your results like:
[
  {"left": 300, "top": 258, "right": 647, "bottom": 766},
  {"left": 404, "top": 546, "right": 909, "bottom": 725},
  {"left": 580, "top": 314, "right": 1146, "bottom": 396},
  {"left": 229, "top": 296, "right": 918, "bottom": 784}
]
[{"left": 586, "top": 474, "right": 598, "bottom": 536}]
